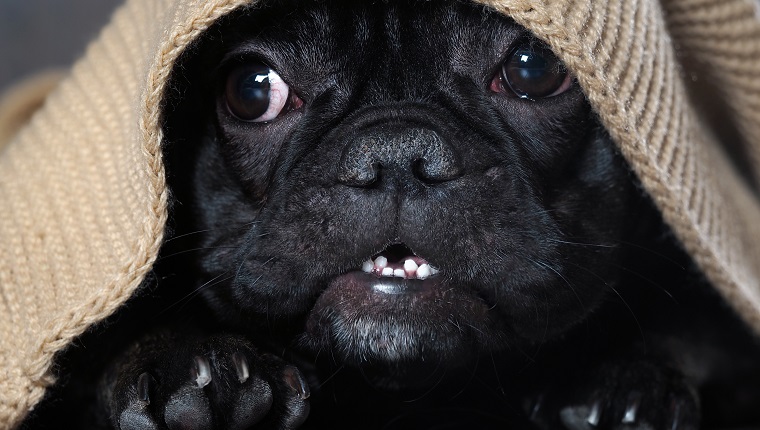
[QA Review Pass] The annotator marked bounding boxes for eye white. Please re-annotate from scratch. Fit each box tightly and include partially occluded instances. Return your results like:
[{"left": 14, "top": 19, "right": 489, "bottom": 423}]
[{"left": 253, "top": 69, "right": 289, "bottom": 123}]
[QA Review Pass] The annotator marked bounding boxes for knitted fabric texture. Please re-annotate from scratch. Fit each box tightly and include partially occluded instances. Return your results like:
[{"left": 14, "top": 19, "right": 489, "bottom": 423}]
[{"left": 1, "top": 0, "right": 759, "bottom": 427}]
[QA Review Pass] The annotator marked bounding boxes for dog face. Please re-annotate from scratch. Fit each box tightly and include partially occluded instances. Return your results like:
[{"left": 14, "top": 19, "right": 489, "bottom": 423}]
[{"left": 173, "top": 0, "right": 633, "bottom": 368}]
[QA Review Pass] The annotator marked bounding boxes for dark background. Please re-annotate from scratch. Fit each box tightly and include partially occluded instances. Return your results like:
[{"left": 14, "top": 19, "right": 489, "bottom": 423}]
[{"left": 0, "top": 0, "right": 122, "bottom": 93}]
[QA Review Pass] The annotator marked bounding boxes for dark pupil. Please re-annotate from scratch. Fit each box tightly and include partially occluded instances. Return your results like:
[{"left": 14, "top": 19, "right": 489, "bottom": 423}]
[
  {"left": 226, "top": 64, "right": 271, "bottom": 120},
  {"left": 504, "top": 45, "right": 566, "bottom": 99}
]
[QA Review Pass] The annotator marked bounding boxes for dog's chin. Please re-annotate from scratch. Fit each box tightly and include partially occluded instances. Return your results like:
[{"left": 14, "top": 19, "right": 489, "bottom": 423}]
[{"left": 299, "top": 271, "right": 508, "bottom": 368}]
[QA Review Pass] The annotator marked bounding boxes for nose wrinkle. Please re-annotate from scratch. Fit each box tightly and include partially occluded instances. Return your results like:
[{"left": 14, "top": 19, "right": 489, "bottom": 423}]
[{"left": 337, "top": 128, "right": 462, "bottom": 187}]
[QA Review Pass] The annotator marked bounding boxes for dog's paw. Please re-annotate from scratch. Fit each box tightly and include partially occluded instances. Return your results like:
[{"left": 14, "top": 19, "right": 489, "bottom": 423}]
[
  {"left": 109, "top": 334, "right": 309, "bottom": 430},
  {"left": 525, "top": 359, "right": 699, "bottom": 430}
]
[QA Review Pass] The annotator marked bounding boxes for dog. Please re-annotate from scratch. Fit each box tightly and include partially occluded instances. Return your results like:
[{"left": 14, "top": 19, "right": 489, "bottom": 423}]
[{"left": 22, "top": 0, "right": 760, "bottom": 429}]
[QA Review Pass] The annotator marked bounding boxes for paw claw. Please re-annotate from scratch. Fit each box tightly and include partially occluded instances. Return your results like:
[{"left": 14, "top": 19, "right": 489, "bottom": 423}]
[
  {"left": 559, "top": 399, "right": 604, "bottom": 430},
  {"left": 191, "top": 355, "right": 212, "bottom": 388},
  {"left": 559, "top": 406, "right": 595, "bottom": 430},
  {"left": 283, "top": 365, "right": 310, "bottom": 400},
  {"left": 622, "top": 391, "right": 642, "bottom": 424},
  {"left": 137, "top": 372, "right": 154, "bottom": 404},
  {"left": 525, "top": 394, "right": 544, "bottom": 420},
  {"left": 233, "top": 352, "right": 250, "bottom": 384},
  {"left": 587, "top": 398, "right": 603, "bottom": 427},
  {"left": 668, "top": 396, "right": 683, "bottom": 430}
]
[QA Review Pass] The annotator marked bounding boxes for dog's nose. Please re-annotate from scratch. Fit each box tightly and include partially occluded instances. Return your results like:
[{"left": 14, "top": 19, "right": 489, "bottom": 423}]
[{"left": 337, "top": 127, "right": 462, "bottom": 187}]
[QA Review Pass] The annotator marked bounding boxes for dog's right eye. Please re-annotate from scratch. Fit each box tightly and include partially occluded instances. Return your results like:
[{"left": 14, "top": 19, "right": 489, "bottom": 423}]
[{"left": 224, "top": 63, "right": 300, "bottom": 122}]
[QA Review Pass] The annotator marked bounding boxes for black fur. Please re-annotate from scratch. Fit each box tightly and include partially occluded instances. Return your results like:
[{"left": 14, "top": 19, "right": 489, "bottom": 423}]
[{"left": 22, "top": 1, "right": 760, "bottom": 429}]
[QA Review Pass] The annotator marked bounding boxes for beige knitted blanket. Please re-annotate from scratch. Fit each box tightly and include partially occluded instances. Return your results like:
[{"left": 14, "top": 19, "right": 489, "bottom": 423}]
[{"left": 1, "top": 0, "right": 759, "bottom": 427}]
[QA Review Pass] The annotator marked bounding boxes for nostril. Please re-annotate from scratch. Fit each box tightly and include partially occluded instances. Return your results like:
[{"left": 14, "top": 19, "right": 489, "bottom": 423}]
[
  {"left": 412, "top": 158, "right": 439, "bottom": 183},
  {"left": 337, "top": 155, "right": 381, "bottom": 187},
  {"left": 413, "top": 156, "right": 462, "bottom": 184},
  {"left": 411, "top": 158, "right": 426, "bottom": 179}
]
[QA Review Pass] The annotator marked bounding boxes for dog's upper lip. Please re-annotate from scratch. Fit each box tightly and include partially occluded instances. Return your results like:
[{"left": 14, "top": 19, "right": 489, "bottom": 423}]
[{"left": 359, "top": 242, "right": 439, "bottom": 280}]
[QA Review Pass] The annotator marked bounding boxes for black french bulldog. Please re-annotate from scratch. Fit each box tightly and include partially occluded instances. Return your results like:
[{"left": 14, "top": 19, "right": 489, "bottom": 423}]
[{"left": 22, "top": 0, "right": 760, "bottom": 429}]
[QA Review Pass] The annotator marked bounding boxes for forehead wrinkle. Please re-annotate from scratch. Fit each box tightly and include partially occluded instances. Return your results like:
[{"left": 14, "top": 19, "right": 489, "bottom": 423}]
[{"left": 383, "top": 4, "right": 402, "bottom": 51}]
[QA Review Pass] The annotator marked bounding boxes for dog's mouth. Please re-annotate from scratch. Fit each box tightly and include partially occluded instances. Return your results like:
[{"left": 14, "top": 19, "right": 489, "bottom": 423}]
[
  {"left": 360, "top": 243, "right": 439, "bottom": 280},
  {"left": 304, "top": 240, "right": 501, "bottom": 365}
]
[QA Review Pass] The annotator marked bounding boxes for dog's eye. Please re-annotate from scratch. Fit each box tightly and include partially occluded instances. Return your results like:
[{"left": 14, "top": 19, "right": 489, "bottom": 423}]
[
  {"left": 493, "top": 42, "right": 571, "bottom": 100},
  {"left": 224, "top": 63, "right": 300, "bottom": 122}
]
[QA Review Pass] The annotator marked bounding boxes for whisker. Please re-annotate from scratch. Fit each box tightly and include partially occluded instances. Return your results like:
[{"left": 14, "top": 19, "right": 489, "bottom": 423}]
[
  {"left": 448, "top": 316, "right": 464, "bottom": 334},
  {"left": 527, "top": 257, "right": 585, "bottom": 311},
  {"left": 162, "top": 228, "right": 214, "bottom": 244},
  {"left": 400, "top": 364, "right": 447, "bottom": 403},
  {"left": 159, "top": 273, "right": 234, "bottom": 315},
  {"left": 235, "top": 255, "right": 275, "bottom": 285},
  {"left": 156, "top": 246, "right": 238, "bottom": 262},
  {"left": 490, "top": 351, "right": 506, "bottom": 397},
  {"left": 315, "top": 364, "right": 346, "bottom": 390},
  {"left": 530, "top": 297, "right": 550, "bottom": 362},
  {"left": 617, "top": 240, "right": 687, "bottom": 270},
  {"left": 448, "top": 354, "right": 482, "bottom": 401},
  {"left": 610, "top": 263, "right": 678, "bottom": 304},
  {"left": 465, "top": 322, "right": 486, "bottom": 336},
  {"left": 564, "top": 260, "right": 647, "bottom": 346},
  {"left": 545, "top": 238, "right": 617, "bottom": 249},
  {"left": 162, "top": 221, "right": 260, "bottom": 244},
  {"left": 489, "top": 250, "right": 557, "bottom": 363},
  {"left": 606, "top": 283, "right": 646, "bottom": 348}
]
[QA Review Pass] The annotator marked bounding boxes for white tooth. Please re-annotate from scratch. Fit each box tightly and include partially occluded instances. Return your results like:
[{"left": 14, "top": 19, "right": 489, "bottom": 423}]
[
  {"left": 430, "top": 266, "right": 439, "bottom": 275},
  {"left": 362, "top": 260, "right": 374, "bottom": 273},
  {"left": 394, "top": 268, "right": 405, "bottom": 278},
  {"left": 417, "top": 264, "right": 431, "bottom": 280},
  {"left": 382, "top": 267, "right": 393, "bottom": 277},
  {"left": 375, "top": 256, "right": 388, "bottom": 269},
  {"left": 404, "top": 260, "right": 418, "bottom": 278}
]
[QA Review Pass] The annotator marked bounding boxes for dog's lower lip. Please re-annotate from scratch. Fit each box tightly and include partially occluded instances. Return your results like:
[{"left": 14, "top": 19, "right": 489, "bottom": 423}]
[
  {"left": 338, "top": 271, "right": 439, "bottom": 295},
  {"left": 370, "top": 278, "right": 430, "bottom": 295}
]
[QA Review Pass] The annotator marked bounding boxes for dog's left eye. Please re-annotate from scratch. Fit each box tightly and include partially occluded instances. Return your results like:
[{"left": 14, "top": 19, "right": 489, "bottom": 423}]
[
  {"left": 224, "top": 63, "right": 301, "bottom": 122},
  {"left": 491, "top": 41, "right": 572, "bottom": 100}
]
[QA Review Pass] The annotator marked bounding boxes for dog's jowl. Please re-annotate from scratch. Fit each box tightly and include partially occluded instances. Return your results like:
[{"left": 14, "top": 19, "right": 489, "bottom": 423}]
[{"left": 24, "top": 1, "right": 760, "bottom": 429}]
